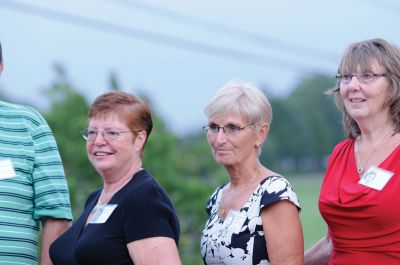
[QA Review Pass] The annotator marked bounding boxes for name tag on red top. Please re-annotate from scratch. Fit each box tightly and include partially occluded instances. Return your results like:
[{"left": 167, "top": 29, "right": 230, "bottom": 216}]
[{"left": 359, "top": 166, "right": 394, "bottom": 190}]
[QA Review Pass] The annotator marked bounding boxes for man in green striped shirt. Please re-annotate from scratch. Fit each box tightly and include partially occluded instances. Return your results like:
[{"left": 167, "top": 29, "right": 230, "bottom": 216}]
[{"left": 0, "top": 42, "right": 73, "bottom": 264}]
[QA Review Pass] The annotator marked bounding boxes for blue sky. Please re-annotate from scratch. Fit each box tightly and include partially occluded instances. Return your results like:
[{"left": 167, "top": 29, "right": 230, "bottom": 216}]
[{"left": 0, "top": 0, "right": 399, "bottom": 134}]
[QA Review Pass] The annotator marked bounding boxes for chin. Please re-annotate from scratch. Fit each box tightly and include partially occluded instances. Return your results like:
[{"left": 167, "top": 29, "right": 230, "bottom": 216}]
[
  {"left": 92, "top": 161, "right": 114, "bottom": 173},
  {"left": 215, "top": 157, "right": 234, "bottom": 167}
]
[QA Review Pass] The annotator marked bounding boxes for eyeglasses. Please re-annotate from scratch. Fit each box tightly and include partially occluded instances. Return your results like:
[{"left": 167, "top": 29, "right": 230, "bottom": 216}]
[
  {"left": 202, "top": 123, "right": 255, "bottom": 136},
  {"left": 335, "top": 72, "right": 386, "bottom": 84},
  {"left": 81, "top": 128, "right": 141, "bottom": 141}
]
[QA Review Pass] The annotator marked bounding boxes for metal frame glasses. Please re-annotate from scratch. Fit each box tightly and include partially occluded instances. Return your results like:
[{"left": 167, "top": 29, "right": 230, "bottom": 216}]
[
  {"left": 335, "top": 72, "right": 386, "bottom": 85},
  {"left": 81, "top": 128, "right": 141, "bottom": 141},
  {"left": 202, "top": 123, "right": 255, "bottom": 136}
]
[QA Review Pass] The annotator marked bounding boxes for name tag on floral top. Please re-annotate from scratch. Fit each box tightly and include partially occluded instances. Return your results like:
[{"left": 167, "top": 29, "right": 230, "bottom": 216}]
[
  {"left": 89, "top": 204, "right": 118, "bottom": 224},
  {"left": 0, "top": 159, "right": 16, "bottom": 180},
  {"left": 359, "top": 166, "right": 394, "bottom": 191},
  {"left": 224, "top": 210, "right": 246, "bottom": 234}
]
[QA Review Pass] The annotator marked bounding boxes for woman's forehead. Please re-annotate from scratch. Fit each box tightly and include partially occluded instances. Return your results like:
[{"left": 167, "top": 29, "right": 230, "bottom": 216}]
[
  {"left": 209, "top": 112, "right": 246, "bottom": 123},
  {"left": 341, "top": 58, "right": 383, "bottom": 72},
  {"left": 89, "top": 113, "right": 124, "bottom": 125}
]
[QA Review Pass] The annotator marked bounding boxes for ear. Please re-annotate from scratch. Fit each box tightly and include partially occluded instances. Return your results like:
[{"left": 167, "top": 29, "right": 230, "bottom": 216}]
[
  {"left": 255, "top": 123, "right": 269, "bottom": 147},
  {"left": 0, "top": 63, "right": 3, "bottom": 75},
  {"left": 133, "top": 130, "right": 147, "bottom": 152}
]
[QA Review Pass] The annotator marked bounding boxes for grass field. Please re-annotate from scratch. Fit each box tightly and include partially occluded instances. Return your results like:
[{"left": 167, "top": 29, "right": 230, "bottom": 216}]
[{"left": 289, "top": 174, "right": 327, "bottom": 249}]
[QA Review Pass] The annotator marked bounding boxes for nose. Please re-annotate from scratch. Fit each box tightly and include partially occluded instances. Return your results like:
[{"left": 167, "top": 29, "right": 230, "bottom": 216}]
[
  {"left": 214, "top": 128, "right": 228, "bottom": 143},
  {"left": 348, "top": 75, "right": 359, "bottom": 83},
  {"left": 346, "top": 76, "right": 362, "bottom": 91}
]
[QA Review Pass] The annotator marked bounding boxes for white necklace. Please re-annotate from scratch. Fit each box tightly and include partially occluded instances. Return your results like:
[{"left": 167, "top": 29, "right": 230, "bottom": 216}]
[{"left": 355, "top": 130, "right": 393, "bottom": 175}]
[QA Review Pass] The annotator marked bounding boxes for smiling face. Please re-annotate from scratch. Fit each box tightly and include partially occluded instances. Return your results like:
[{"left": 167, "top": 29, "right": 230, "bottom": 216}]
[
  {"left": 86, "top": 113, "right": 144, "bottom": 178},
  {"left": 339, "top": 61, "right": 391, "bottom": 124}
]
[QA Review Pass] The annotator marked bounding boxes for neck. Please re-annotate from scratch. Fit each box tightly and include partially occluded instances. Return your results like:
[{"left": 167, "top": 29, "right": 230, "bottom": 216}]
[
  {"left": 102, "top": 160, "right": 142, "bottom": 190},
  {"left": 357, "top": 114, "right": 394, "bottom": 138},
  {"left": 226, "top": 162, "right": 265, "bottom": 189},
  {"left": 355, "top": 122, "right": 395, "bottom": 175},
  {"left": 358, "top": 122, "right": 394, "bottom": 145},
  {"left": 99, "top": 162, "right": 142, "bottom": 203}
]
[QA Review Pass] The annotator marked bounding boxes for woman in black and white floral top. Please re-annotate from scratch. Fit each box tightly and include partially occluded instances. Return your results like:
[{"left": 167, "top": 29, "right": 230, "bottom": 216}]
[{"left": 200, "top": 80, "right": 304, "bottom": 265}]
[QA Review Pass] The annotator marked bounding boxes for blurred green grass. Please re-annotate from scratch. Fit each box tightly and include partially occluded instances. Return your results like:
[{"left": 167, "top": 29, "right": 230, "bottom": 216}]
[{"left": 289, "top": 174, "right": 327, "bottom": 249}]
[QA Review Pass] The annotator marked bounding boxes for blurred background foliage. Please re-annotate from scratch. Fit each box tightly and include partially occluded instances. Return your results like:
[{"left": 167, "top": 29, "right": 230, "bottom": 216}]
[{"left": 5, "top": 65, "right": 344, "bottom": 264}]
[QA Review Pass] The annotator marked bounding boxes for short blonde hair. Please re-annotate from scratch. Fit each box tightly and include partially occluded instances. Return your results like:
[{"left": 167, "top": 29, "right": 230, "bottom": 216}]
[{"left": 204, "top": 79, "right": 272, "bottom": 125}]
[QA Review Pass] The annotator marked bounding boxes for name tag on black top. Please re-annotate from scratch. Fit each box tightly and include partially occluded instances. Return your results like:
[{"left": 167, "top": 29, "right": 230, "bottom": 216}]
[{"left": 89, "top": 204, "right": 118, "bottom": 224}]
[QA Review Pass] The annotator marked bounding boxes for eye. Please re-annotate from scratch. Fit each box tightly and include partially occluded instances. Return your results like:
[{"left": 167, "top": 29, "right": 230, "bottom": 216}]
[
  {"left": 208, "top": 123, "right": 219, "bottom": 132},
  {"left": 87, "top": 129, "right": 97, "bottom": 136},
  {"left": 105, "top": 130, "right": 120, "bottom": 137},
  {"left": 360, "top": 72, "right": 374, "bottom": 81},
  {"left": 225, "top": 124, "right": 241, "bottom": 133},
  {"left": 341, "top": 74, "right": 351, "bottom": 81}
]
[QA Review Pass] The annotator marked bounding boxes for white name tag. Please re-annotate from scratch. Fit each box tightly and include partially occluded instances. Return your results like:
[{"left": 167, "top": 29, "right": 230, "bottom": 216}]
[
  {"left": 359, "top": 166, "right": 394, "bottom": 191},
  {"left": 223, "top": 210, "right": 246, "bottom": 234},
  {"left": 0, "top": 159, "right": 16, "bottom": 180},
  {"left": 89, "top": 204, "right": 118, "bottom": 224}
]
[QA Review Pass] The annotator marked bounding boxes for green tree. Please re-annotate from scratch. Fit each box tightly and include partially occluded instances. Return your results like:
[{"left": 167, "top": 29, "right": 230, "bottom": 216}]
[
  {"left": 43, "top": 64, "right": 98, "bottom": 216},
  {"left": 263, "top": 74, "right": 342, "bottom": 172}
]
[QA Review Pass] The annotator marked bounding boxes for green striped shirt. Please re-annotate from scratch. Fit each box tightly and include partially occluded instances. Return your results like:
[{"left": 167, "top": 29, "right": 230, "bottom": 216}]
[{"left": 0, "top": 101, "right": 72, "bottom": 265}]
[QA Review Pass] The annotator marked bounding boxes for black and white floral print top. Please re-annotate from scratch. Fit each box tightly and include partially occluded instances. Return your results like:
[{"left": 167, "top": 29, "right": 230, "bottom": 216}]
[{"left": 200, "top": 175, "right": 300, "bottom": 265}]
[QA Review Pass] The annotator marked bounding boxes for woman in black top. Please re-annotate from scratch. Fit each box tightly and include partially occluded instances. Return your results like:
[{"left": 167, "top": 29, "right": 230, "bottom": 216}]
[{"left": 50, "top": 91, "right": 181, "bottom": 265}]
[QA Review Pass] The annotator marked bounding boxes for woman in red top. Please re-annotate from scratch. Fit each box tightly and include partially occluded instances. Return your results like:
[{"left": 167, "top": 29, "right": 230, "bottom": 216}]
[{"left": 305, "top": 38, "right": 400, "bottom": 265}]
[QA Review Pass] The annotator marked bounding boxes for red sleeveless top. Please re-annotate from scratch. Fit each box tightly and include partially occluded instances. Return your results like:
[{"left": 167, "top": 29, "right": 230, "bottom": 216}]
[{"left": 319, "top": 139, "right": 400, "bottom": 265}]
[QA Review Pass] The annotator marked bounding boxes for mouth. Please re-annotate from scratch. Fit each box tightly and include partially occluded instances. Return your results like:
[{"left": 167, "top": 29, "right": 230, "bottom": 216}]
[
  {"left": 93, "top": 151, "right": 114, "bottom": 156},
  {"left": 214, "top": 148, "right": 231, "bottom": 154},
  {"left": 349, "top": 98, "right": 365, "bottom": 103}
]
